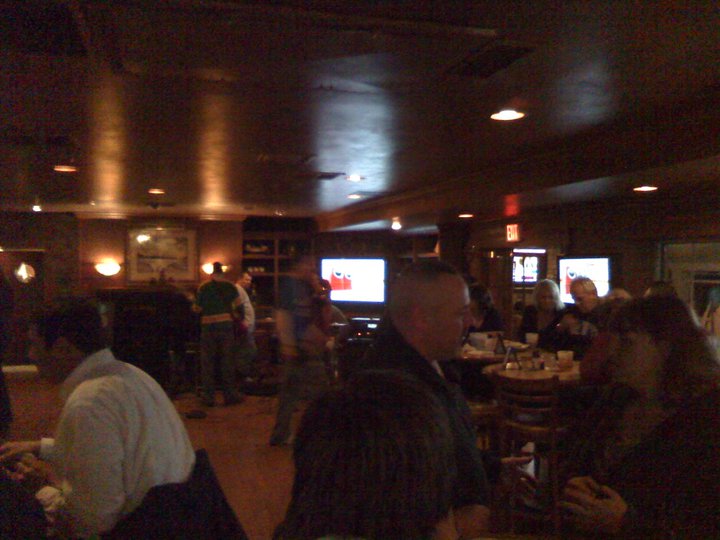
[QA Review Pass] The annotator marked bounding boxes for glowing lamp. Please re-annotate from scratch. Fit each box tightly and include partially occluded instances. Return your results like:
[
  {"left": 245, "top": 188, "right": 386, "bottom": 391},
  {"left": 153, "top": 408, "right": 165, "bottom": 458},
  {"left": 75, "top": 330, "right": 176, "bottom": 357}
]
[{"left": 95, "top": 260, "right": 121, "bottom": 276}]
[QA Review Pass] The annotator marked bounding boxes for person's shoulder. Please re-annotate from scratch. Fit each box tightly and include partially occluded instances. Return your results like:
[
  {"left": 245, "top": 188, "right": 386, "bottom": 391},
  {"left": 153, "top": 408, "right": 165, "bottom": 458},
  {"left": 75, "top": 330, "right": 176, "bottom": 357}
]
[{"left": 197, "top": 280, "right": 212, "bottom": 293}]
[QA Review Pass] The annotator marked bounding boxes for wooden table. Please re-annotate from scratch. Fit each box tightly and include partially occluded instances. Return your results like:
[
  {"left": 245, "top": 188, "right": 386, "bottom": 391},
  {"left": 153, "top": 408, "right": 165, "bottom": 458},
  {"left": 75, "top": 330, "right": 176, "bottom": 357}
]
[
  {"left": 482, "top": 361, "right": 581, "bottom": 384},
  {"left": 456, "top": 351, "right": 507, "bottom": 365}
]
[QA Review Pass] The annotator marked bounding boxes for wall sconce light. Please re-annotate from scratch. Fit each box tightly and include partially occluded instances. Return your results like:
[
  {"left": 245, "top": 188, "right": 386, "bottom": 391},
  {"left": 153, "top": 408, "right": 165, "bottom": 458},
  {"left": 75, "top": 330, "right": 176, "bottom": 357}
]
[
  {"left": 391, "top": 217, "right": 402, "bottom": 231},
  {"left": 14, "top": 262, "right": 36, "bottom": 283},
  {"left": 202, "top": 262, "right": 229, "bottom": 275},
  {"left": 95, "top": 260, "right": 122, "bottom": 276}
]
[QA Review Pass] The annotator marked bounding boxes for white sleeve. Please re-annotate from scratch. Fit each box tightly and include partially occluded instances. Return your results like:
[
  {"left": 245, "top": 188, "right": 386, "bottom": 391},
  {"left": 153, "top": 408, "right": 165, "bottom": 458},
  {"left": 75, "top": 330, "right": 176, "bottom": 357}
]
[
  {"left": 39, "top": 437, "right": 56, "bottom": 460},
  {"left": 55, "top": 400, "right": 126, "bottom": 536},
  {"left": 235, "top": 286, "right": 255, "bottom": 330}
]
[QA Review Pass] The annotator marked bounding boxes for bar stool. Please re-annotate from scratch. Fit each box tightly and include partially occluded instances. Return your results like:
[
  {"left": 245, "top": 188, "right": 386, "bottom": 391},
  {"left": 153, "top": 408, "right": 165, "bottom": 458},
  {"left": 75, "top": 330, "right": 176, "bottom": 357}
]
[{"left": 494, "top": 374, "right": 568, "bottom": 534}]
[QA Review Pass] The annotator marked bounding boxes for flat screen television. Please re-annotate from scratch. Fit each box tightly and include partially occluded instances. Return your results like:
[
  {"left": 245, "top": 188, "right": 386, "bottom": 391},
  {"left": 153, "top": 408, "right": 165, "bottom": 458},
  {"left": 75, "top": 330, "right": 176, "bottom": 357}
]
[
  {"left": 558, "top": 257, "right": 611, "bottom": 304},
  {"left": 320, "top": 258, "right": 386, "bottom": 303},
  {"left": 513, "top": 255, "right": 542, "bottom": 284}
]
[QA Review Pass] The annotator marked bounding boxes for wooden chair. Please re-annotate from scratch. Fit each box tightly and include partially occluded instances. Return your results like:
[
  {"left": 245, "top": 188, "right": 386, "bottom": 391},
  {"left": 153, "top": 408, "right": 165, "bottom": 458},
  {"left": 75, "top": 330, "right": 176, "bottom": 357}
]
[
  {"left": 467, "top": 399, "right": 501, "bottom": 452},
  {"left": 494, "top": 374, "right": 568, "bottom": 534}
]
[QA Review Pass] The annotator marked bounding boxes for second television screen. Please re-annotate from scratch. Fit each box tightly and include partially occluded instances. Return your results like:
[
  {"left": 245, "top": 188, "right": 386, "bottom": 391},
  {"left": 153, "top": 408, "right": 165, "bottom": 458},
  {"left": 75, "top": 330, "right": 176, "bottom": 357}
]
[
  {"left": 558, "top": 257, "right": 610, "bottom": 304},
  {"left": 320, "top": 258, "right": 386, "bottom": 303}
]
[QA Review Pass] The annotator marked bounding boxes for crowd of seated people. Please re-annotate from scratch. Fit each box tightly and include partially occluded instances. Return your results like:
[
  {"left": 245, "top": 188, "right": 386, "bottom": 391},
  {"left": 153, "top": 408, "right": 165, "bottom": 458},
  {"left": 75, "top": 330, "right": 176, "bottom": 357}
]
[{"left": 4, "top": 264, "right": 720, "bottom": 539}]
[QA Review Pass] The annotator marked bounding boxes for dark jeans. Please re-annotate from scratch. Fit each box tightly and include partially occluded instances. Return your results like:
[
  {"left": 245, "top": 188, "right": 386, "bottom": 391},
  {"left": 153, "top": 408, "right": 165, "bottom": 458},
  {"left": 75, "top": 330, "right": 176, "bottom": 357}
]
[
  {"left": 270, "top": 355, "right": 330, "bottom": 444},
  {"left": 200, "top": 324, "right": 240, "bottom": 400},
  {"left": 234, "top": 332, "right": 258, "bottom": 378}
]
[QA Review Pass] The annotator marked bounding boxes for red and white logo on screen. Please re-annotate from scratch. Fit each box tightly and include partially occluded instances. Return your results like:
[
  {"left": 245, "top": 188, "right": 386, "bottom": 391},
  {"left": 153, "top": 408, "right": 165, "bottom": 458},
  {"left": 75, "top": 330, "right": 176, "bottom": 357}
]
[{"left": 330, "top": 269, "right": 353, "bottom": 291}]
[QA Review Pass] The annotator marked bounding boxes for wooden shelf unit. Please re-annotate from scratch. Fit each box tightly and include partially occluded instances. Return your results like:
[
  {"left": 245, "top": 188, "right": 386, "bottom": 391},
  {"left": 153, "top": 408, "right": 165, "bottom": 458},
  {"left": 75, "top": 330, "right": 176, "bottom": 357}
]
[{"left": 242, "top": 232, "right": 311, "bottom": 311}]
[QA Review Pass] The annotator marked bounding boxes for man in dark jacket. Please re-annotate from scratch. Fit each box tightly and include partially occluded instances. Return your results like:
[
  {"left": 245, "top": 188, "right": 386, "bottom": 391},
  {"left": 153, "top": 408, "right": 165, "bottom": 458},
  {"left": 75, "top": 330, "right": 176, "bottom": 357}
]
[{"left": 361, "top": 260, "right": 492, "bottom": 538}]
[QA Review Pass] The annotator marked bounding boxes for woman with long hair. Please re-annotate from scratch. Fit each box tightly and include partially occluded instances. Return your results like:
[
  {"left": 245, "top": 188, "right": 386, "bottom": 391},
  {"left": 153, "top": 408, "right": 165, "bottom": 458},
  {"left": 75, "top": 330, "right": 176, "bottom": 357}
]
[
  {"left": 517, "top": 279, "right": 566, "bottom": 346},
  {"left": 559, "top": 295, "right": 720, "bottom": 536}
]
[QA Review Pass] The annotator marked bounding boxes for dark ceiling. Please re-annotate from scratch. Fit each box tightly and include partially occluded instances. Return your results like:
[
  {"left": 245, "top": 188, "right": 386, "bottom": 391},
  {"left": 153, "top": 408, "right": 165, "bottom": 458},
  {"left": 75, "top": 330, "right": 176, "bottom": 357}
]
[{"left": 1, "top": 0, "right": 719, "bottom": 232}]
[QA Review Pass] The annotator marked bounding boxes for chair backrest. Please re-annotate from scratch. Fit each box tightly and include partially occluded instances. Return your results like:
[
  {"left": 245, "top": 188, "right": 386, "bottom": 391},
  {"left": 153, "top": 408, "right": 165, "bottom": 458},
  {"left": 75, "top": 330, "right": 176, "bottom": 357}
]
[{"left": 495, "top": 375, "right": 561, "bottom": 429}]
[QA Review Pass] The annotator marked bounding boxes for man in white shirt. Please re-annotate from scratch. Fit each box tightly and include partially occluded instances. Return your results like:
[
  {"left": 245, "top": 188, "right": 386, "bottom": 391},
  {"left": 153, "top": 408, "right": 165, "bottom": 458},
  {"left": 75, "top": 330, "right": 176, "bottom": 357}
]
[
  {"left": 235, "top": 275, "right": 258, "bottom": 381},
  {"left": 0, "top": 300, "right": 195, "bottom": 538}
]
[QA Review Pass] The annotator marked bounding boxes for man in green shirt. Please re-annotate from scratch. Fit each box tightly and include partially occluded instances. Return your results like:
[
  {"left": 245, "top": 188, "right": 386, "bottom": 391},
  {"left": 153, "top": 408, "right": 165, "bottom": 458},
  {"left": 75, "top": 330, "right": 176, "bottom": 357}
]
[{"left": 194, "top": 262, "right": 243, "bottom": 406}]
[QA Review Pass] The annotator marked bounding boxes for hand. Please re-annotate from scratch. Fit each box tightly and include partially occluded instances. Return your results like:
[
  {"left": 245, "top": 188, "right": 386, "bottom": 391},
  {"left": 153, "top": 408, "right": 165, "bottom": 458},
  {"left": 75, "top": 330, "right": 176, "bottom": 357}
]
[
  {"left": 6, "top": 453, "right": 58, "bottom": 494},
  {"left": 499, "top": 455, "right": 537, "bottom": 501},
  {"left": 234, "top": 321, "right": 248, "bottom": 336},
  {"left": 559, "top": 476, "right": 628, "bottom": 534},
  {"left": 0, "top": 440, "right": 41, "bottom": 463},
  {"left": 453, "top": 504, "right": 490, "bottom": 539}
]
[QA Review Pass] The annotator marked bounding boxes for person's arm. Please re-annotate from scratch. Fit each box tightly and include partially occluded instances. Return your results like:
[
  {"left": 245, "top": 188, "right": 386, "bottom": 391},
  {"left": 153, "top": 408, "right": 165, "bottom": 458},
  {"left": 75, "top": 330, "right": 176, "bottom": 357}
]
[
  {"left": 239, "top": 287, "right": 255, "bottom": 330},
  {"left": 453, "top": 504, "right": 490, "bottom": 539},
  {"left": 276, "top": 278, "right": 298, "bottom": 359},
  {"left": 44, "top": 398, "right": 127, "bottom": 537},
  {"left": 0, "top": 440, "right": 42, "bottom": 462},
  {"left": 275, "top": 308, "right": 298, "bottom": 359}
]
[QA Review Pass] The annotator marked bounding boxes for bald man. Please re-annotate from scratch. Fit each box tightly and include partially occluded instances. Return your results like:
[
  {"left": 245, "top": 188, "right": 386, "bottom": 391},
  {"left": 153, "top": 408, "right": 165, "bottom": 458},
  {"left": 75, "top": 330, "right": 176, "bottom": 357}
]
[{"left": 361, "top": 260, "right": 491, "bottom": 538}]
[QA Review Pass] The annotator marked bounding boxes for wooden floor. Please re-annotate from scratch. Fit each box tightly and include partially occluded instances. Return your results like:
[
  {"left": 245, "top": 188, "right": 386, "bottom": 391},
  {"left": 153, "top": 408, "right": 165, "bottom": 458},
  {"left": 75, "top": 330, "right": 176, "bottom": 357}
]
[{"left": 5, "top": 372, "right": 295, "bottom": 540}]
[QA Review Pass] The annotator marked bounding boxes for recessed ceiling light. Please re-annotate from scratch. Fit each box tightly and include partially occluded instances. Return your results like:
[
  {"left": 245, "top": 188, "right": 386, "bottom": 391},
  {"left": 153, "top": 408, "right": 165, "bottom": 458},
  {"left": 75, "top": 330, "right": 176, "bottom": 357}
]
[
  {"left": 53, "top": 164, "right": 78, "bottom": 173},
  {"left": 633, "top": 185, "right": 658, "bottom": 192},
  {"left": 148, "top": 188, "right": 165, "bottom": 195},
  {"left": 490, "top": 109, "right": 525, "bottom": 121},
  {"left": 346, "top": 174, "right": 363, "bottom": 182},
  {"left": 458, "top": 213, "right": 474, "bottom": 219},
  {"left": 347, "top": 193, "right": 362, "bottom": 200}
]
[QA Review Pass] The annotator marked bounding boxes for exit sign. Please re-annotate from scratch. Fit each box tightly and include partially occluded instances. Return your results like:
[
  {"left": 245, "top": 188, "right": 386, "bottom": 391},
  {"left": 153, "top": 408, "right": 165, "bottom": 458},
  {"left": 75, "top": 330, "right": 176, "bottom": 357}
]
[{"left": 506, "top": 223, "right": 521, "bottom": 242}]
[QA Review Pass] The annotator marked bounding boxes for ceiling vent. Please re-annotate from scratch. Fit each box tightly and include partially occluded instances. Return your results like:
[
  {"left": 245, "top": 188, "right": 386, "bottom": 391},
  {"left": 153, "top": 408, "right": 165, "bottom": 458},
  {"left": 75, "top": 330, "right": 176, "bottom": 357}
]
[{"left": 446, "top": 42, "right": 533, "bottom": 78}]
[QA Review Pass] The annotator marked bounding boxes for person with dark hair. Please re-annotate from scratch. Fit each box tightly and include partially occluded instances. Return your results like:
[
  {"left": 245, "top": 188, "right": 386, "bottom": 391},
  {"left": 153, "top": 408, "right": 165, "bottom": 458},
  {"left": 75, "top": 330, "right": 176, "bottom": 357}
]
[
  {"left": 0, "top": 299, "right": 196, "bottom": 538},
  {"left": 274, "top": 369, "right": 458, "bottom": 540},
  {"left": 468, "top": 283, "right": 504, "bottom": 332},
  {"left": 579, "top": 289, "right": 633, "bottom": 385},
  {"left": 195, "top": 261, "right": 244, "bottom": 406},
  {"left": 643, "top": 280, "right": 678, "bottom": 299},
  {"left": 361, "top": 260, "right": 492, "bottom": 538},
  {"left": 270, "top": 256, "right": 331, "bottom": 446},
  {"left": 559, "top": 295, "right": 720, "bottom": 536}
]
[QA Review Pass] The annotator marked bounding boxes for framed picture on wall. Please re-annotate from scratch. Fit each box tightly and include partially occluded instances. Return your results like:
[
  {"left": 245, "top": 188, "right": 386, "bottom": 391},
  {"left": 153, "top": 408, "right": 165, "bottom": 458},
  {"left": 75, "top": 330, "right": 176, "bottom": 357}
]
[{"left": 127, "top": 228, "right": 197, "bottom": 282}]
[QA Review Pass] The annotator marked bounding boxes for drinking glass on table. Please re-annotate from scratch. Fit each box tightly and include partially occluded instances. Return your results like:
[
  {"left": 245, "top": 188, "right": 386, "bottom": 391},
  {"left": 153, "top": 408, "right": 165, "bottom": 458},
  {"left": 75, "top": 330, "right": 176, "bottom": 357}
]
[
  {"left": 541, "top": 351, "right": 558, "bottom": 370},
  {"left": 557, "top": 350, "right": 574, "bottom": 369}
]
